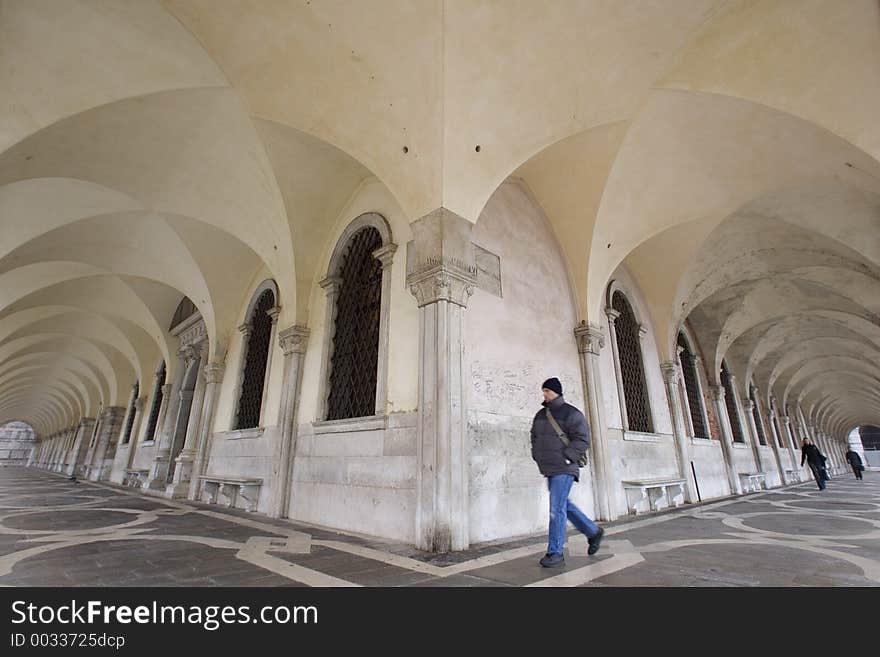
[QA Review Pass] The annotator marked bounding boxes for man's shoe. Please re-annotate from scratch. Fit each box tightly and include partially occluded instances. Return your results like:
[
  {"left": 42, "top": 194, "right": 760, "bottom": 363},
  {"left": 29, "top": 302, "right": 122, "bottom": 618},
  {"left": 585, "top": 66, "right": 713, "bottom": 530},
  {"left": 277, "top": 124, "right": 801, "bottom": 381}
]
[
  {"left": 539, "top": 552, "right": 565, "bottom": 568},
  {"left": 587, "top": 528, "right": 604, "bottom": 556}
]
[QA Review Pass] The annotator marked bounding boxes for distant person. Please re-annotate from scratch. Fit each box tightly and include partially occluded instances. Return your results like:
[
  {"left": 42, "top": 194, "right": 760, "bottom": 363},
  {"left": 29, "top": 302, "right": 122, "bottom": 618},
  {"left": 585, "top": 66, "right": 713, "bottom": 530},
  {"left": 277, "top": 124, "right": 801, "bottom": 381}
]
[
  {"left": 844, "top": 448, "right": 864, "bottom": 480},
  {"left": 530, "top": 377, "right": 603, "bottom": 568},
  {"left": 801, "top": 438, "right": 827, "bottom": 490}
]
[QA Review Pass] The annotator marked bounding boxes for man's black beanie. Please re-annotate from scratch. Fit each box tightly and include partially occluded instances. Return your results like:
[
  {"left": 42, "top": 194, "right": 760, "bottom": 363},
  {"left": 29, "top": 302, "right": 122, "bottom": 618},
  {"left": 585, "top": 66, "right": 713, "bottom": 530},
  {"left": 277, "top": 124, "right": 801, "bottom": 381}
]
[{"left": 541, "top": 377, "right": 563, "bottom": 396}]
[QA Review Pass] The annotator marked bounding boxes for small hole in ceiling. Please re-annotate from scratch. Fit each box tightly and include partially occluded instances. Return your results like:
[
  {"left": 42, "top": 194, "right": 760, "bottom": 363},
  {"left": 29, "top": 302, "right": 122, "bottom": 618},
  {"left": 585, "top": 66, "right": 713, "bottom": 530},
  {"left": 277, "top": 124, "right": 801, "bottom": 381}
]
[
  {"left": 475, "top": 145, "right": 481, "bottom": 153},
  {"left": 402, "top": 146, "right": 409, "bottom": 154}
]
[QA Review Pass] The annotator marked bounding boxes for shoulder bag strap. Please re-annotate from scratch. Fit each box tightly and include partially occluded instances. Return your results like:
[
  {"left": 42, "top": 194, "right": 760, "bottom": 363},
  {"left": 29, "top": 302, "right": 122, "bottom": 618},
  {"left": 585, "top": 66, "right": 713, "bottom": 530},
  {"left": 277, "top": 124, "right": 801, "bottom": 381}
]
[{"left": 545, "top": 408, "right": 570, "bottom": 448}]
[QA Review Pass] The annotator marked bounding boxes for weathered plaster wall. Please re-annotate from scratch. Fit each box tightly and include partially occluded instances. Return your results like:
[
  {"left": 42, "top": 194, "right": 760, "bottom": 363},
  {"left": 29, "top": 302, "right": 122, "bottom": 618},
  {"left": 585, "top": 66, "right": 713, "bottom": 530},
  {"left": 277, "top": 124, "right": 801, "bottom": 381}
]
[{"left": 465, "top": 180, "right": 592, "bottom": 543}]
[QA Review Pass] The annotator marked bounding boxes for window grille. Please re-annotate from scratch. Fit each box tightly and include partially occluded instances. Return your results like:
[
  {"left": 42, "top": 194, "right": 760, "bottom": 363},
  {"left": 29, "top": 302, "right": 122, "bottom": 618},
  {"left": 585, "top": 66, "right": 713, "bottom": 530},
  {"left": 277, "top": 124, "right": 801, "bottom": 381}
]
[
  {"left": 144, "top": 362, "right": 166, "bottom": 441},
  {"left": 612, "top": 291, "right": 653, "bottom": 433},
  {"left": 234, "top": 289, "right": 275, "bottom": 430},
  {"left": 720, "top": 360, "right": 744, "bottom": 443},
  {"left": 677, "top": 333, "right": 707, "bottom": 438},
  {"left": 750, "top": 387, "right": 767, "bottom": 445},
  {"left": 121, "top": 381, "right": 139, "bottom": 444},
  {"left": 326, "top": 227, "right": 383, "bottom": 420}
]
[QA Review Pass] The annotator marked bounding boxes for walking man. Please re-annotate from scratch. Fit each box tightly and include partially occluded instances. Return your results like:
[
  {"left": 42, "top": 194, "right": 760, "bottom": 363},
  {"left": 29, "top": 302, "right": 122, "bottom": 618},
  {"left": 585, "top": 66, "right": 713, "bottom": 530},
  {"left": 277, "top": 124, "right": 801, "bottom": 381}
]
[
  {"left": 801, "top": 438, "right": 827, "bottom": 490},
  {"left": 530, "top": 377, "right": 603, "bottom": 568},
  {"left": 845, "top": 447, "right": 864, "bottom": 480}
]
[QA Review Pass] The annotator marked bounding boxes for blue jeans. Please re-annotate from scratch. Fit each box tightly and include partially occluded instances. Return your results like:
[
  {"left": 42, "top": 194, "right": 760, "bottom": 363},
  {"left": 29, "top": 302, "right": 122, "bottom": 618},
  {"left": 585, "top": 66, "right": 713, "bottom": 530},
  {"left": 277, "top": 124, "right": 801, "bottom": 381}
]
[{"left": 547, "top": 474, "right": 600, "bottom": 555}]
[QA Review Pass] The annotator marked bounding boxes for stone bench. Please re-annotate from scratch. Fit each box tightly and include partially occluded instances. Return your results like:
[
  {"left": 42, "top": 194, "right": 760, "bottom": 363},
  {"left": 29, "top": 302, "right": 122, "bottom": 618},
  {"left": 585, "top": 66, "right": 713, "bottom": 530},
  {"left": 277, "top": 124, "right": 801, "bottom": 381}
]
[
  {"left": 738, "top": 472, "right": 766, "bottom": 493},
  {"left": 198, "top": 475, "right": 263, "bottom": 512},
  {"left": 123, "top": 469, "right": 149, "bottom": 488},
  {"left": 622, "top": 478, "right": 686, "bottom": 515}
]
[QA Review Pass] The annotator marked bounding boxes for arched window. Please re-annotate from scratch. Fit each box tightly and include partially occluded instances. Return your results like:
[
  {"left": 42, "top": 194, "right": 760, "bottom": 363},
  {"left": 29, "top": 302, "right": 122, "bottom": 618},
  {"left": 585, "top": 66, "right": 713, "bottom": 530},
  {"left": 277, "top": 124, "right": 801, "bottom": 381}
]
[
  {"left": 234, "top": 288, "right": 276, "bottom": 430},
  {"left": 144, "top": 362, "right": 166, "bottom": 442},
  {"left": 677, "top": 333, "right": 708, "bottom": 438},
  {"left": 749, "top": 386, "right": 767, "bottom": 446},
  {"left": 121, "top": 381, "right": 139, "bottom": 445},
  {"left": 720, "top": 360, "right": 744, "bottom": 443},
  {"left": 611, "top": 291, "right": 653, "bottom": 433},
  {"left": 326, "top": 226, "right": 383, "bottom": 421}
]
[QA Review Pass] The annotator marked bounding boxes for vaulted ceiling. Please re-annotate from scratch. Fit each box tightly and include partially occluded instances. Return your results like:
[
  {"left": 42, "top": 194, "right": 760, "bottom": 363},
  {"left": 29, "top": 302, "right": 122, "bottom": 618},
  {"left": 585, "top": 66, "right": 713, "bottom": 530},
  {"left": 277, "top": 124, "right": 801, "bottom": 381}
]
[{"left": 1, "top": 0, "right": 877, "bottom": 438}]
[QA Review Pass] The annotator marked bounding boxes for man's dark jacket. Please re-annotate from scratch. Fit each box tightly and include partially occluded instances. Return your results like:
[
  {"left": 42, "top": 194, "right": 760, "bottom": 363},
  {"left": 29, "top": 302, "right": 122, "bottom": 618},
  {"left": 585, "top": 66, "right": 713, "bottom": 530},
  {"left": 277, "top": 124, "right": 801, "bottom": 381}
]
[
  {"left": 801, "top": 443, "right": 825, "bottom": 467},
  {"left": 530, "top": 395, "right": 590, "bottom": 481},
  {"left": 845, "top": 450, "right": 863, "bottom": 467}
]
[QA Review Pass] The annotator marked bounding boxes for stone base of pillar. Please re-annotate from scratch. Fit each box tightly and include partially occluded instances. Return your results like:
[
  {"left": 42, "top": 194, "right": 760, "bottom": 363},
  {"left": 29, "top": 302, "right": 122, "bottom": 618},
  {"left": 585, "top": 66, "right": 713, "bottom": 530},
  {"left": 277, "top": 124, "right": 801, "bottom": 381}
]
[
  {"left": 168, "top": 453, "right": 195, "bottom": 499},
  {"left": 144, "top": 457, "right": 171, "bottom": 491},
  {"left": 165, "top": 481, "right": 191, "bottom": 499}
]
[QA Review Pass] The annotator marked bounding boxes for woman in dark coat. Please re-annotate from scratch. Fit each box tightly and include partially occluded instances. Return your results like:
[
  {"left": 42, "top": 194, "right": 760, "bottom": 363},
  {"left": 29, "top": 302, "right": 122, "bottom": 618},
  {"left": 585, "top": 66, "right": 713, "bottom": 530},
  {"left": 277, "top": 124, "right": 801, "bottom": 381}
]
[{"left": 801, "top": 438, "right": 827, "bottom": 490}]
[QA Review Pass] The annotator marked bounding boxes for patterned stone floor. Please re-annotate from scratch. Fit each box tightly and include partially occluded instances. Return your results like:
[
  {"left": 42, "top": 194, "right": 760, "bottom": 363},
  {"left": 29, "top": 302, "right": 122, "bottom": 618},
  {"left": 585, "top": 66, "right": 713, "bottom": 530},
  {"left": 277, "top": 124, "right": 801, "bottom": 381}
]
[{"left": 1, "top": 466, "right": 878, "bottom": 587}]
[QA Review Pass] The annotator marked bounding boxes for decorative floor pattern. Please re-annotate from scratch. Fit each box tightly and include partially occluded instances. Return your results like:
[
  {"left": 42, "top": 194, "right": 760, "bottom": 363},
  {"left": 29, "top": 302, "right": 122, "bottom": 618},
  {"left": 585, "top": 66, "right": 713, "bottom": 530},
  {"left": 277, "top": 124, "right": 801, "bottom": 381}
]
[{"left": 1, "top": 466, "right": 878, "bottom": 587}]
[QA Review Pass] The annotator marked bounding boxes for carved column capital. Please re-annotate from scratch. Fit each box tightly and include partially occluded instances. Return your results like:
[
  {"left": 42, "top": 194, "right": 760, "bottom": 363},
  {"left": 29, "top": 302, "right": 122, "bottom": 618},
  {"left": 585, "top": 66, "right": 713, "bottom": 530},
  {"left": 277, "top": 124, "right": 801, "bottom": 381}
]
[
  {"left": 319, "top": 276, "right": 343, "bottom": 296},
  {"left": 573, "top": 321, "right": 604, "bottom": 355},
  {"left": 604, "top": 307, "right": 621, "bottom": 324},
  {"left": 279, "top": 325, "right": 310, "bottom": 356},
  {"left": 743, "top": 399, "right": 755, "bottom": 412},
  {"left": 266, "top": 306, "right": 282, "bottom": 325},
  {"left": 637, "top": 324, "right": 648, "bottom": 339},
  {"left": 781, "top": 415, "right": 791, "bottom": 426},
  {"left": 238, "top": 322, "right": 253, "bottom": 336},
  {"left": 407, "top": 264, "right": 476, "bottom": 308},
  {"left": 373, "top": 243, "right": 398, "bottom": 269},
  {"left": 203, "top": 362, "right": 225, "bottom": 385},
  {"left": 660, "top": 361, "right": 681, "bottom": 384},
  {"left": 709, "top": 385, "right": 725, "bottom": 402}
]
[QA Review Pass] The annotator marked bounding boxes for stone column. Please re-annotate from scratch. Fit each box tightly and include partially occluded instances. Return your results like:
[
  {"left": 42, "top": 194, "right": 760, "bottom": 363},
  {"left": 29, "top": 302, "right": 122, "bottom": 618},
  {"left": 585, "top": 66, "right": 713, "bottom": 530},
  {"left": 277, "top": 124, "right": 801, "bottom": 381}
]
[
  {"left": 271, "top": 325, "right": 310, "bottom": 519},
  {"left": 187, "top": 361, "right": 225, "bottom": 500},
  {"left": 766, "top": 408, "right": 791, "bottom": 483},
  {"left": 124, "top": 398, "right": 146, "bottom": 471},
  {"left": 710, "top": 385, "right": 741, "bottom": 495},
  {"left": 168, "top": 343, "right": 209, "bottom": 498},
  {"left": 316, "top": 276, "right": 342, "bottom": 421},
  {"left": 574, "top": 322, "right": 615, "bottom": 521},
  {"left": 407, "top": 208, "right": 477, "bottom": 552},
  {"left": 373, "top": 244, "right": 397, "bottom": 414},
  {"left": 604, "top": 308, "right": 629, "bottom": 431},
  {"left": 742, "top": 399, "right": 766, "bottom": 476},
  {"left": 146, "top": 348, "right": 189, "bottom": 489},
  {"left": 781, "top": 416, "right": 800, "bottom": 477},
  {"left": 660, "top": 361, "right": 697, "bottom": 503},
  {"left": 88, "top": 406, "right": 125, "bottom": 481},
  {"left": 65, "top": 418, "right": 95, "bottom": 476}
]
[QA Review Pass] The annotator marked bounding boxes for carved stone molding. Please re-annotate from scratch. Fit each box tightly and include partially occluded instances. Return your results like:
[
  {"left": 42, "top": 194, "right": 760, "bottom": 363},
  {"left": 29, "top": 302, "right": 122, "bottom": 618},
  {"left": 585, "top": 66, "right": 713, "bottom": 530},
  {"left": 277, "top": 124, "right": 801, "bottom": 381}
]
[
  {"left": 573, "top": 321, "right": 605, "bottom": 355},
  {"left": 407, "top": 265, "right": 476, "bottom": 308},
  {"left": 279, "top": 325, "right": 310, "bottom": 356},
  {"left": 709, "top": 385, "right": 725, "bottom": 402},
  {"left": 660, "top": 361, "right": 680, "bottom": 383},
  {"left": 179, "top": 319, "right": 208, "bottom": 349},
  {"left": 203, "top": 363, "right": 225, "bottom": 385},
  {"left": 372, "top": 243, "right": 398, "bottom": 269},
  {"left": 604, "top": 307, "right": 621, "bottom": 324}
]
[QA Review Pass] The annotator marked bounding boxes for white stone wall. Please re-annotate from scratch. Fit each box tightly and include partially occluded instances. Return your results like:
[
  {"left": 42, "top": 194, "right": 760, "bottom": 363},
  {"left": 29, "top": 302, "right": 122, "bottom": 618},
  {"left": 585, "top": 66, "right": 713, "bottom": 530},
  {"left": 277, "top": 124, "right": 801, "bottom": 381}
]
[
  {"left": 604, "top": 428, "right": 682, "bottom": 514},
  {"left": 0, "top": 423, "right": 35, "bottom": 465},
  {"left": 758, "top": 446, "right": 783, "bottom": 487},
  {"left": 290, "top": 412, "right": 417, "bottom": 542},
  {"left": 688, "top": 439, "right": 730, "bottom": 499},
  {"left": 466, "top": 180, "right": 593, "bottom": 543},
  {"left": 205, "top": 426, "right": 281, "bottom": 513}
]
